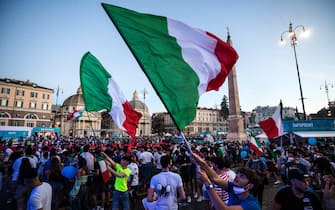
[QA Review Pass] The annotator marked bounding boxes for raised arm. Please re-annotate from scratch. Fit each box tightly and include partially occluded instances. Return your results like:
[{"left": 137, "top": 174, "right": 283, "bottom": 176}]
[
  {"left": 198, "top": 169, "right": 242, "bottom": 210},
  {"left": 102, "top": 152, "right": 116, "bottom": 167},
  {"left": 192, "top": 153, "right": 228, "bottom": 189}
]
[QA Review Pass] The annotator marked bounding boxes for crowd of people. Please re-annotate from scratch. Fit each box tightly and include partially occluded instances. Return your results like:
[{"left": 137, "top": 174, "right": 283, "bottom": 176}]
[{"left": 0, "top": 135, "right": 334, "bottom": 210}]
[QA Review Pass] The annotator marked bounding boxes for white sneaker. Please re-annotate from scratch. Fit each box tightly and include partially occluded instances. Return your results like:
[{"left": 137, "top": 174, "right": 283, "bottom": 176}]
[
  {"left": 187, "top": 196, "right": 192, "bottom": 203},
  {"left": 193, "top": 192, "right": 198, "bottom": 198},
  {"left": 274, "top": 180, "right": 281, "bottom": 185},
  {"left": 197, "top": 196, "right": 203, "bottom": 202}
]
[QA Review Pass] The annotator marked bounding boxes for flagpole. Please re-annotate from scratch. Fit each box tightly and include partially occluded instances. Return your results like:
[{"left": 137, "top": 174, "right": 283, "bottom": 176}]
[
  {"left": 86, "top": 111, "right": 96, "bottom": 138},
  {"left": 180, "top": 132, "right": 193, "bottom": 155},
  {"left": 280, "top": 100, "right": 283, "bottom": 147}
]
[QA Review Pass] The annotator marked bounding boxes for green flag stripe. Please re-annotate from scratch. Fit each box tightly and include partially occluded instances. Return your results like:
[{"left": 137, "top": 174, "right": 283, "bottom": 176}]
[
  {"left": 80, "top": 52, "right": 113, "bottom": 112},
  {"left": 102, "top": 4, "right": 199, "bottom": 130}
]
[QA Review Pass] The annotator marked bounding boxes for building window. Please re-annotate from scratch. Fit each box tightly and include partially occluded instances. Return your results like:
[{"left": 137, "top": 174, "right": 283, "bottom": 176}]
[
  {"left": 1, "top": 87, "right": 10, "bottom": 94},
  {"left": 0, "top": 112, "right": 9, "bottom": 118},
  {"left": 47, "top": 94, "right": 49, "bottom": 99},
  {"left": 26, "top": 113, "right": 37, "bottom": 119},
  {"left": 0, "top": 121, "right": 5, "bottom": 126},
  {"left": 30, "top": 92, "right": 38, "bottom": 98},
  {"left": 12, "top": 121, "right": 20, "bottom": 126},
  {"left": 0, "top": 98, "right": 8, "bottom": 107},
  {"left": 42, "top": 103, "right": 48, "bottom": 110},
  {"left": 16, "top": 89, "right": 25, "bottom": 96},
  {"left": 27, "top": 122, "right": 34, "bottom": 127},
  {"left": 15, "top": 100, "right": 23, "bottom": 108},
  {"left": 30, "top": 102, "right": 36, "bottom": 109}
]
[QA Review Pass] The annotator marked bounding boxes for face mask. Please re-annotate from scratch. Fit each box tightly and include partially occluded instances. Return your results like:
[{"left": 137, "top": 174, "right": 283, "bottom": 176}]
[{"left": 233, "top": 186, "right": 247, "bottom": 195}]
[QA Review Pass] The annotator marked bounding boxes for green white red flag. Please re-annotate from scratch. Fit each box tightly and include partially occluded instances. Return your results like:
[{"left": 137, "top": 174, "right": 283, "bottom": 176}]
[
  {"left": 67, "top": 109, "right": 84, "bottom": 121},
  {"left": 102, "top": 4, "right": 238, "bottom": 131},
  {"left": 259, "top": 102, "right": 284, "bottom": 139},
  {"left": 97, "top": 157, "right": 110, "bottom": 183},
  {"left": 249, "top": 137, "right": 263, "bottom": 157},
  {"left": 80, "top": 52, "right": 142, "bottom": 145}
]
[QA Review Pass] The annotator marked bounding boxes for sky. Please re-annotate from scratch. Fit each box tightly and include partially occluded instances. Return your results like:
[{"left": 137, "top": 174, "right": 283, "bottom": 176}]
[{"left": 1, "top": 0, "right": 334, "bottom": 116}]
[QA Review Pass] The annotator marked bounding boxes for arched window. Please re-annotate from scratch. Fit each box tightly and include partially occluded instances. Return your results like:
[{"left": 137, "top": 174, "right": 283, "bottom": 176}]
[
  {"left": 0, "top": 112, "right": 9, "bottom": 118},
  {"left": 25, "top": 113, "right": 37, "bottom": 119}
]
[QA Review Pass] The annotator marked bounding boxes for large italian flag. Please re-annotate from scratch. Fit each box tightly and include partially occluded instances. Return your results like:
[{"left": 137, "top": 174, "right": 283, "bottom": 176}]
[
  {"left": 80, "top": 52, "right": 142, "bottom": 143},
  {"left": 102, "top": 4, "right": 238, "bottom": 131}
]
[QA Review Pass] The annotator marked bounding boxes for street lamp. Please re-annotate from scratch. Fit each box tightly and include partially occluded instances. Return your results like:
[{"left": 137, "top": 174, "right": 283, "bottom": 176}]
[{"left": 280, "top": 22, "right": 308, "bottom": 120}]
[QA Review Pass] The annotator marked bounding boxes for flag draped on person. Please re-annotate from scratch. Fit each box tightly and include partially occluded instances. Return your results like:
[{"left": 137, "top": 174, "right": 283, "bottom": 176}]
[
  {"left": 249, "top": 137, "right": 263, "bottom": 157},
  {"left": 259, "top": 102, "right": 284, "bottom": 139},
  {"left": 67, "top": 109, "right": 84, "bottom": 121},
  {"left": 80, "top": 52, "right": 142, "bottom": 145},
  {"left": 102, "top": 3, "right": 238, "bottom": 131},
  {"left": 97, "top": 157, "right": 110, "bottom": 183}
]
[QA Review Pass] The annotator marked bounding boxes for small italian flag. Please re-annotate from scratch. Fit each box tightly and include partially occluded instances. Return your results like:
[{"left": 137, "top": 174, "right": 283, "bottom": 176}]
[
  {"left": 249, "top": 137, "right": 263, "bottom": 157},
  {"left": 67, "top": 109, "right": 84, "bottom": 121},
  {"left": 80, "top": 52, "right": 142, "bottom": 143},
  {"left": 102, "top": 4, "right": 238, "bottom": 131}
]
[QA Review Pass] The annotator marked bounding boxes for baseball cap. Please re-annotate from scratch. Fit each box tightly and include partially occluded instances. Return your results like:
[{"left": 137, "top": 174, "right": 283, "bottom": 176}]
[{"left": 288, "top": 168, "right": 307, "bottom": 181}]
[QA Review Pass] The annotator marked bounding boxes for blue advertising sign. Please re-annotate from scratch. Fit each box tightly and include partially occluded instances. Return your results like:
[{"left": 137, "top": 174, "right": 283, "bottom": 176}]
[
  {"left": 283, "top": 119, "right": 335, "bottom": 132},
  {"left": 0, "top": 130, "right": 29, "bottom": 138},
  {"left": 32, "top": 127, "right": 61, "bottom": 135}
]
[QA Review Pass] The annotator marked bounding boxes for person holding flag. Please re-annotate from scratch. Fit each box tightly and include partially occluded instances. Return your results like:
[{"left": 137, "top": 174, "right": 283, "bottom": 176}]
[{"left": 103, "top": 152, "right": 132, "bottom": 210}]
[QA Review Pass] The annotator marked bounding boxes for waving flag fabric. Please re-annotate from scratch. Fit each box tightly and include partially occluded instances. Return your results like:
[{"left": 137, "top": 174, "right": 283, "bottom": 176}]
[
  {"left": 249, "top": 137, "right": 263, "bottom": 157},
  {"left": 102, "top": 3, "right": 238, "bottom": 131},
  {"left": 97, "top": 157, "right": 110, "bottom": 183},
  {"left": 259, "top": 102, "right": 284, "bottom": 139},
  {"left": 80, "top": 52, "right": 142, "bottom": 143},
  {"left": 67, "top": 109, "right": 84, "bottom": 121}
]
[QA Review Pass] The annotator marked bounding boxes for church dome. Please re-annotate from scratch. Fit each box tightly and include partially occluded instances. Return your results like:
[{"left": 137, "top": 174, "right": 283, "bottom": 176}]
[
  {"left": 62, "top": 86, "right": 85, "bottom": 107},
  {"left": 129, "top": 90, "right": 150, "bottom": 113}
]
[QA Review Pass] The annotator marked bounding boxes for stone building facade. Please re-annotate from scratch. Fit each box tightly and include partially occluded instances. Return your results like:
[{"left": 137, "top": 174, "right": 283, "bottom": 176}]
[
  {"left": 153, "top": 107, "right": 228, "bottom": 135},
  {"left": 54, "top": 87, "right": 102, "bottom": 137},
  {"left": 0, "top": 78, "right": 54, "bottom": 127}
]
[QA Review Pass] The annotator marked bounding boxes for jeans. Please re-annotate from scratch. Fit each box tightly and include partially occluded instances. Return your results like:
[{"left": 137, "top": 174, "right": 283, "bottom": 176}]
[{"left": 112, "top": 190, "right": 129, "bottom": 210}]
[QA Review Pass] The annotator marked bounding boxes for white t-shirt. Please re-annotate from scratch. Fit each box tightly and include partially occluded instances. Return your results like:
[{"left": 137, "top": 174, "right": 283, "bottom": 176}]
[
  {"left": 140, "top": 151, "right": 153, "bottom": 164},
  {"left": 4, "top": 147, "right": 13, "bottom": 162},
  {"left": 150, "top": 171, "right": 183, "bottom": 210},
  {"left": 128, "top": 162, "right": 139, "bottom": 186},
  {"left": 80, "top": 152, "right": 95, "bottom": 171},
  {"left": 27, "top": 182, "right": 52, "bottom": 210},
  {"left": 154, "top": 152, "right": 165, "bottom": 170}
]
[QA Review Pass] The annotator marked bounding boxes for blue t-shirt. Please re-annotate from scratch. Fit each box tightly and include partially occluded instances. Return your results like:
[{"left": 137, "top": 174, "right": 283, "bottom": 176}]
[{"left": 227, "top": 182, "right": 261, "bottom": 210}]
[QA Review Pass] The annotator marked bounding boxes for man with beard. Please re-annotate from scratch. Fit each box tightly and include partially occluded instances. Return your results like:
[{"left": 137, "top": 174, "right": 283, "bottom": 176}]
[{"left": 272, "top": 168, "right": 323, "bottom": 210}]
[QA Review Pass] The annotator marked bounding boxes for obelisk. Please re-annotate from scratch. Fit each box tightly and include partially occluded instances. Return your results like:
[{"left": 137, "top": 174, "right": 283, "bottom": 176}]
[{"left": 226, "top": 30, "right": 247, "bottom": 142}]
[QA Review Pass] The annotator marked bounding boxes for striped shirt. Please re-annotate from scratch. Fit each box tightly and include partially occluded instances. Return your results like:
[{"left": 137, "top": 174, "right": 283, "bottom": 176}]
[{"left": 213, "top": 172, "right": 230, "bottom": 204}]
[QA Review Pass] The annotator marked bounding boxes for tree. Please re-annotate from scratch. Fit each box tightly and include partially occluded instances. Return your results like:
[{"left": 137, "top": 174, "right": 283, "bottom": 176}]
[{"left": 220, "top": 95, "right": 229, "bottom": 120}]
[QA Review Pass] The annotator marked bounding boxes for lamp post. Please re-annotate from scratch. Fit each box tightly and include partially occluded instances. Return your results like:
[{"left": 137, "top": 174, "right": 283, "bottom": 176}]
[
  {"left": 320, "top": 80, "right": 334, "bottom": 108},
  {"left": 280, "top": 22, "right": 308, "bottom": 120}
]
